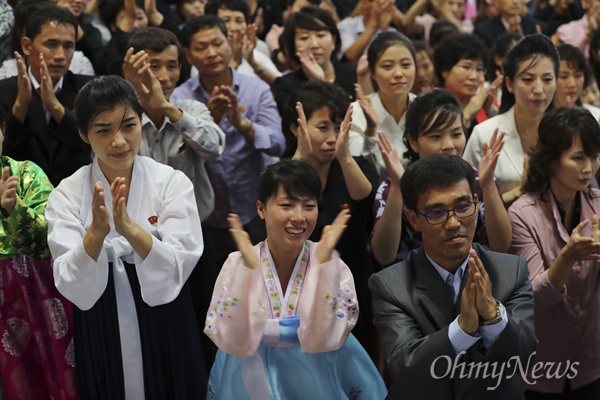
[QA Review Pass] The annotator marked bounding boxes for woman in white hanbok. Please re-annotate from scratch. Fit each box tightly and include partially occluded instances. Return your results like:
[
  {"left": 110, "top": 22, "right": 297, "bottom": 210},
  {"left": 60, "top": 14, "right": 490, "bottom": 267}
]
[
  {"left": 45, "top": 76, "right": 206, "bottom": 399},
  {"left": 205, "top": 159, "right": 386, "bottom": 399}
]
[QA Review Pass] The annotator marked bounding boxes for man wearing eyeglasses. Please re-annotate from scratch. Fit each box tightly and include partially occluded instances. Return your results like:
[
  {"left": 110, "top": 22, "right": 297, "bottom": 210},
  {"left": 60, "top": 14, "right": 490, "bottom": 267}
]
[{"left": 369, "top": 154, "right": 536, "bottom": 400}]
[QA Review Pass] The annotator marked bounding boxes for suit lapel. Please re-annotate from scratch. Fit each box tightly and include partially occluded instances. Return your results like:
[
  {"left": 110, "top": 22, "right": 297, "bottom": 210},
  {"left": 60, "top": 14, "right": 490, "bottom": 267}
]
[{"left": 414, "top": 249, "right": 457, "bottom": 330}]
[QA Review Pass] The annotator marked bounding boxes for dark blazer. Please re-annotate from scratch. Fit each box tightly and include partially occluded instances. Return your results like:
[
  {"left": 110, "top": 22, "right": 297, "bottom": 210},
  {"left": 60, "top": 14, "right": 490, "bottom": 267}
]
[
  {"left": 369, "top": 243, "right": 537, "bottom": 400},
  {"left": 0, "top": 71, "right": 93, "bottom": 186},
  {"left": 474, "top": 15, "right": 548, "bottom": 48}
]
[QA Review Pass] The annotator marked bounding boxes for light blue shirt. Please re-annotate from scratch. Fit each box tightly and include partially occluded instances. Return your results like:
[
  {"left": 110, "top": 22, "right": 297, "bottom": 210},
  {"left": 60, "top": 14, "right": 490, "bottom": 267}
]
[{"left": 427, "top": 250, "right": 508, "bottom": 355}]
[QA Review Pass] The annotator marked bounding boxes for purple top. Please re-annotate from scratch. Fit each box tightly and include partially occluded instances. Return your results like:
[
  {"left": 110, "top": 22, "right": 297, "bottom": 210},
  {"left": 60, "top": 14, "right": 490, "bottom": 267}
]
[{"left": 172, "top": 68, "right": 285, "bottom": 228}]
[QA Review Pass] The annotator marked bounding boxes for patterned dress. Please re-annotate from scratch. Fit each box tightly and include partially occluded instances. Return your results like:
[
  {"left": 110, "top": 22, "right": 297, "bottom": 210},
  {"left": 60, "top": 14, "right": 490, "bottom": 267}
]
[
  {"left": 206, "top": 240, "right": 387, "bottom": 399},
  {"left": 0, "top": 155, "right": 77, "bottom": 400}
]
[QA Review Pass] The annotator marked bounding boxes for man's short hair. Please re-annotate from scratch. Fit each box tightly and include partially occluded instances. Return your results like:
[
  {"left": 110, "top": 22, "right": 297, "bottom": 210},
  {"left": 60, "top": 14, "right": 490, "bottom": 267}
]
[
  {"left": 128, "top": 27, "right": 184, "bottom": 66},
  {"left": 24, "top": 6, "right": 78, "bottom": 42},
  {"left": 204, "top": 0, "right": 250, "bottom": 24},
  {"left": 400, "top": 154, "right": 476, "bottom": 211},
  {"left": 181, "top": 15, "right": 228, "bottom": 48}
]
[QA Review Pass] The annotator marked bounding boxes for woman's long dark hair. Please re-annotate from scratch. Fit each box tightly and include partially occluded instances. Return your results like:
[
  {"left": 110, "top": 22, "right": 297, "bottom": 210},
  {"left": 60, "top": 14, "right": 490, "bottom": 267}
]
[{"left": 524, "top": 107, "right": 600, "bottom": 194}]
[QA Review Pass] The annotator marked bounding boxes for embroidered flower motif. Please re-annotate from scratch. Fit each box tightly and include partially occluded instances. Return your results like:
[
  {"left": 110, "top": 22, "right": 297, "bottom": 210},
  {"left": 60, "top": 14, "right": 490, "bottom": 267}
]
[
  {"left": 348, "top": 386, "right": 362, "bottom": 399},
  {"left": 147, "top": 215, "right": 158, "bottom": 225}
]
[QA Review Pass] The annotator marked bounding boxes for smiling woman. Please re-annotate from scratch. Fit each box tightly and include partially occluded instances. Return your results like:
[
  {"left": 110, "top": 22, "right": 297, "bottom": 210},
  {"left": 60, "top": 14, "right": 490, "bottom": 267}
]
[
  {"left": 205, "top": 159, "right": 386, "bottom": 399},
  {"left": 45, "top": 76, "right": 208, "bottom": 398}
]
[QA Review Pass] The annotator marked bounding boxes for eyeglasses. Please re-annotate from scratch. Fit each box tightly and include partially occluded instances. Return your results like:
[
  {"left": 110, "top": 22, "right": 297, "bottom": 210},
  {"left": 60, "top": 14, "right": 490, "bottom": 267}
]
[
  {"left": 455, "top": 64, "right": 486, "bottom": 77},
  {"left": 417, "top": 202, "right": 477, "bottom": 225}
]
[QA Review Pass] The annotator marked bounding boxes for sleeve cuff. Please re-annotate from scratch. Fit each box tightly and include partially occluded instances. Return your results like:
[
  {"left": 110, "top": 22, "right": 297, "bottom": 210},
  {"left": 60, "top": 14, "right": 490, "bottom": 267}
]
[{"left": 448, "top": 317, "right": 481, "bottom": 354}]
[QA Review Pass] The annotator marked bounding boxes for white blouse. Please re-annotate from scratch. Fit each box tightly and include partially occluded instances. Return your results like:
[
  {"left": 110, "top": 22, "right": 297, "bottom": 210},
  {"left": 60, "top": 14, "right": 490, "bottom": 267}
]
[
  {"left": 46, "top": 155, "right": 203, "bottom": 399},
  {"left": 349, "top": 92, "right": 416, "bottom": 180}
]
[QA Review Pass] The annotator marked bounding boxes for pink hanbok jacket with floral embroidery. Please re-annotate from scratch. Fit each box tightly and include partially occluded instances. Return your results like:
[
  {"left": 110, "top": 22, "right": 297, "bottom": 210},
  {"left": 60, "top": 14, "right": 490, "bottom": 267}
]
[{"left": 204, "top": 240, "right": 358, "bottom": 357}]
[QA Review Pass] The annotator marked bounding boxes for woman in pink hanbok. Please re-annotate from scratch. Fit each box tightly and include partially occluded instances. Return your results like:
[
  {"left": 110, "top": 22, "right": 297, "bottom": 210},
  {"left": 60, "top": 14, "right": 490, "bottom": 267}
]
[{"left": 205, "top": 159, "right": 386, "bottom": 399}]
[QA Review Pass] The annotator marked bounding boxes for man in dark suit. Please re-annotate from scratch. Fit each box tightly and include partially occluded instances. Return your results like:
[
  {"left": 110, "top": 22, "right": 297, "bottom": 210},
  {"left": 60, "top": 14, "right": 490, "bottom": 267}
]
[
  {"left": 0, "top": 6, "right": 92, "bottom": 186},
  {"left": 474, "top": 0, "right": 547, "bottom": 48},
  {"left": 369, "top": 154, "right": 537, "bottom": 400}
]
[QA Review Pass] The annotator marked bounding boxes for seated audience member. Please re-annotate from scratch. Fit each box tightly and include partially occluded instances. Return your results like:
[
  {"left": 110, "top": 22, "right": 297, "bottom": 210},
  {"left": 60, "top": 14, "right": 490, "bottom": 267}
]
[
  {"left": 337, "top": 0, "right": 395, "bottom": 62},
  {"left": 412, "top": 0, "right": 474, "bottom": 44},
  {"left": 581, "top": 68, "right": 600, "bottom": 107},
  {"left": 204, "top": 0, "right": 281, "bottom": 86},
  {"left": 464, "top": 35, "right": 559, "bottom": 204},
  {"left": 369, "top": 153, "right": 537, "bottom": 399},
  {"left": 0, "top": 0, "right": 94, "bottom": 80},
  {"left": 46, "top": 75, "right": 207, "bottom": 399},
  {"left": 274, "top": 7, "right": 357, "bottom": 114},
  {"left": 348, "top": 31, "right": 416, "bottom": 179},
  {"left": 55, "top": 0, "right": 105, "bottom": 72},
  {"left": 0, "top": 122, "right": 77, "bottom": 399},
  {"left": 554, "top": 43, "right": 600, "bottom": 120},
  {"left": 590, "top": 28, "right": 600, "bottom": 84},
  {"left": 534, "top": 0, "right": 585, "bottom": 35},
  {"left": 123, "top": 26, "right": 226, "bottom": 368},
  {"left": 282, "top": 80, "right": 379, "bottom": 355},
  {"left": 205, "top": 159, "right": 387, "bottom": 399},
  {"left": 433, "top": 33, "right": 502, "bottom": 134},
  {"left": 0, "top": 6, "right": 93, "bottom": 186},
  {"left": 172, "top": 15, "right": 285, "bottom": 268},
  {"left": 509, "top": 107, "right": 600, "bottom": 399},
  {"left": 429, "top": 19, "right": 459, "bottom": 51},
  {"left": 473, "top": 0, "right": 547, "bottom": 48},
  {"left": 337, "top": 0, "right": 429, "bottom": 62},
  {"left": 173, "top": 0, "right": 207, "bottom": 28},
  {"left": 412, "top": 40, "right": 436, "bottom": 95},
  {"left": 266, "top": 0, "right": 339, "bottom": 71},
  {"left": 488, "top": 32, "right": 521, "bottom": 82},
  {"left": 96, "top": 0, "right": 179, "bottom": 75},
  {"left": 371, "top": 89, "right": 511, "bottom": 267},
  {"left": 556, "top": 0, "right": 600, "bottom": 59}
]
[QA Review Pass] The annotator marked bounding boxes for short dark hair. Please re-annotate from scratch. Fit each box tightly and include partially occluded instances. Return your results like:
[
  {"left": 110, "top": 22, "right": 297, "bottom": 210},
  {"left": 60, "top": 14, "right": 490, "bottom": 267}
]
[
  {"left": 128, "top": 27, "right": 184, "bottom": 66},
  {"left": 205, "top": 0, "right": 250, "bottom": 23},
  {"left": 557, "top": 43, "right": 588, "bottom": 88},
  {"left": 500, "top": 34, "right": 559, "bottom": 113},
  {"left": 181, "top": 15, "right": 227, "bottom": 48},
  {"left": 10, "top": 0, "right": 53, "bottom": 54},
  {"left": 433, "top": 33, "right": 489, "bottom": 87},
  {"left": 429, "top": 20, "right": 459, "bottom": 50},
  {"left": 280, "top": 6, "right": 340, "bottom": 65},
  {"left": 488, "top": 32, "right": 521, "bottom": 81},
  {"left": 24, "top": 6, "right": 78, "bottom": 43},
  {"left": 99, "top": 0, "right": 144, "bottom": 27},
  {"left": 287, "top": 0, "right": 322, "bottom": 6},
  {"left": 400, "top": 154, "right": 475, "bottom": 211},
  {"left": 403, "top": 89, "right": 465, "bottom": 164},
  {"left": 281, "top": 81, "right": 350, "bottom": 158},
  {"left": 75, "top": 75, "right": 144, "bottom": 137},
  {"left": 523, "top": 107, "right": 600, "bottom": 194},
  {"left": 258, "top": 159, "right": 321, "bottom": 205}
]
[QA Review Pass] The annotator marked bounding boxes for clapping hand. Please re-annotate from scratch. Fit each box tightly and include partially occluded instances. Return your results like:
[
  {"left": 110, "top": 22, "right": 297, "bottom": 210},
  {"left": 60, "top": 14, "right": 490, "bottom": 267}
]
[
  {"left": 292, "top": 102, "right": 313, "bottom": 161},
  {"left": 316, "top": 209, "right": 351, "bottom": 264},
  {"left": 297, "top": 48, "right": 325, "bottom": 82},
  {"left": 355, "top": 83, "right": 378, "bottom": 137},
  {"left": 478, "top": 128, "right": 505, "bottom": 188},
  {"left": 376, "top": 130, "right": 404, "bottom": 183},
  {"left": 228, "top": 213, "right": 259, "bottom": 270},
  {"left": 335, "top": 105, "right": 353, "bottom": 162},
  {"left": 0, "top": 167, "right": 19, "bottom": 214}
]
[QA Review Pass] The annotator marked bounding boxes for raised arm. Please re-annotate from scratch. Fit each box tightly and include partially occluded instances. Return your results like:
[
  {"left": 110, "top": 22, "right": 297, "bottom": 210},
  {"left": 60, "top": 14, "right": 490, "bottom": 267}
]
[
  {"left": 336, "top": 105, "right": 373, "bottom": 201},
  {"left": 370, "top": 131, "right": 405, "bottom": 266},
  {"left": 478, "top": 129, "right": 512, "bottom": 252}
]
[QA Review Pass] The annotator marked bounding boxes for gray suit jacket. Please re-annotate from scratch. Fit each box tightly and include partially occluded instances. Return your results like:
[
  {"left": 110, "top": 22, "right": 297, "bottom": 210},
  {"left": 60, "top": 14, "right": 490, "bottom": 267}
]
[{"left": 369, "top": 243, "right": 537, "bottom": 400}]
